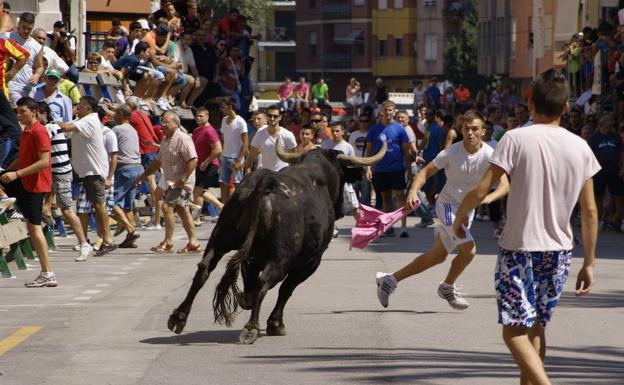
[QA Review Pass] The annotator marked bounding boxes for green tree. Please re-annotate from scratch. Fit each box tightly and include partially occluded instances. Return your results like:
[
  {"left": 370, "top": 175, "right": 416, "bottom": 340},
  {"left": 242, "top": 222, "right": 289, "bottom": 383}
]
[
  {"left": 198, "top": 0, "right": 272, "bottom": 33},
  {"left": 444, "top": 0, "right": 487, "bottom": 91}
]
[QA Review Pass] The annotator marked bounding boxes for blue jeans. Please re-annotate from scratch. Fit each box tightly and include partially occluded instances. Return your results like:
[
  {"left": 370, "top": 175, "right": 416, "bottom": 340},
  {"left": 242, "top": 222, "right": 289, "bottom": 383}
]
[{"left": 114, "top": 165, "right": 144, "bottom": 210}]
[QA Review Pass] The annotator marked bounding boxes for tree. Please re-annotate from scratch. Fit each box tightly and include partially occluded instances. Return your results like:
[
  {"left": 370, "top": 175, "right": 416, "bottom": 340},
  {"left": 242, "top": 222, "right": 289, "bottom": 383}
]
[
  {"left": 198, "top": 0, "right": 272, "bottom": 33},
  {"left": 444, "top": 0, "right": 488, "bottom": 91}
]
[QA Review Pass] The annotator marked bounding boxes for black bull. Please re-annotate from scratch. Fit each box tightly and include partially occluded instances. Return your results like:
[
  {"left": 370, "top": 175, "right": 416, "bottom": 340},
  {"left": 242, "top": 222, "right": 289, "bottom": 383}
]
[{"left": 167, "top": 142, "right": 387, "bottom": 344}]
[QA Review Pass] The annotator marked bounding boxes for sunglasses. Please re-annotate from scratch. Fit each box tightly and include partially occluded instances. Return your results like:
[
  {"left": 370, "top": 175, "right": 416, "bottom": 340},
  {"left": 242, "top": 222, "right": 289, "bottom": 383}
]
[
  {"left": 267, "top": 114, "right": 280, "bottom": 119},
  {"left": 88, "top": 61, "right": 99, "bottom": 66}
]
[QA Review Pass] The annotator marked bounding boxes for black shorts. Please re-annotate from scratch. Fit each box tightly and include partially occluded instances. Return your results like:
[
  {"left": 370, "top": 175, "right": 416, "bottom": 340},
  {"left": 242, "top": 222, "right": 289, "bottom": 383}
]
[
  {"left": 195, "top": 163, "right": 220, "bottom": 189},
  {"left": 5, "top": 179, "right": 44, "bottom": 225},
  {"left": 82, "top": 175, "right": 106, "bottom": 205},
  {"left": 594, "top": 170, "right": 624, "bottom": 196},
  {"left": 372, "top": 170, "right": 407, "bottom": 192}
]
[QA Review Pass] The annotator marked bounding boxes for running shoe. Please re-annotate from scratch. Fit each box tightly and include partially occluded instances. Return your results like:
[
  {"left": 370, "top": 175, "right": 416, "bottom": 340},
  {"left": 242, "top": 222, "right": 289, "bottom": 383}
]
[
  {"left": 437, "top": 282, "right": 469, "bottom": 310},
  {"left": 376, "top": 272, "right": 397, "bottom": 308}
]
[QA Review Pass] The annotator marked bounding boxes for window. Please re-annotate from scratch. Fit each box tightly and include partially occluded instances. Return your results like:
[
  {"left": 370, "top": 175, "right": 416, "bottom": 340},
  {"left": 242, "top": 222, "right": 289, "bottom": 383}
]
[
  {"left": 354, "top": 0, "right": 365, "bottom": 5},
  {"left": 378, "top": 0, "right": 388, "bottom": 10},
  {"left": 309, "top": 31, "right": 317, "bottom": 56},
  {"left": 395, "top": 38, "right": 403, "bottom": 56},
  {"left": 394, "top": 0, "right": 404, "bottom": 8},
  {"left": 355, "top": 40, "right": 365, "bottom": 55},
  {"left": 379, "top": 39, "right": 387, "bottom": 57},
  {"left": 425, "top": 34, "right": 437, "bottom": 60},
  {"left": 424, "top": 0, "right": 436, "bottom": 7},
  {"left": 309, "top": 0, "right": 316, "bottom": 7}
]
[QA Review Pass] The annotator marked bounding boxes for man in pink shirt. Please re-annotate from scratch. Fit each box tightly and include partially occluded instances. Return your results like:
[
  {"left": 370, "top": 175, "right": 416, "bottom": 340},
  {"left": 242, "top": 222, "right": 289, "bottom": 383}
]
[
  {"left": 454, "top": 70, "right": 600, "bottom": 385},
  {"left": 136, "top": 111, "right": 200, "bottom": 254},
  {"left": 293, "top": 76, "right": 309, "bottom": 110},
  {"left": 192, "top": 107, "right": 223, "bottom": 225},
  {"left": 277, "top": 76, "right": 294, "bottom": 111}
]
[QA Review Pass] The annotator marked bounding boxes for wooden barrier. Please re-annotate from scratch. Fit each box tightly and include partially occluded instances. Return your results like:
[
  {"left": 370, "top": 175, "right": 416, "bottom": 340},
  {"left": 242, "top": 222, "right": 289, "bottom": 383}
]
[{"left": 0, "top": 212, "right": 35, "bottom": 279}]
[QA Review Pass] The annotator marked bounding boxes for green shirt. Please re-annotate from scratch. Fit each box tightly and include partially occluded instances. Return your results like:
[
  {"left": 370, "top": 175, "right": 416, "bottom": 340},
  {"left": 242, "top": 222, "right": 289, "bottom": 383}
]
[{"left": 311, "top": 83, "right": 328, "bottom": 99}]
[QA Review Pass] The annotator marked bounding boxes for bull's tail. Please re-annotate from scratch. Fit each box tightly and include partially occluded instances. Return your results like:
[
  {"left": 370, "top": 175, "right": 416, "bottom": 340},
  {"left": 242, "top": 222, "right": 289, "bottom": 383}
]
[{"left": 212, "top": 194, "right": 264, "bottom": 326}]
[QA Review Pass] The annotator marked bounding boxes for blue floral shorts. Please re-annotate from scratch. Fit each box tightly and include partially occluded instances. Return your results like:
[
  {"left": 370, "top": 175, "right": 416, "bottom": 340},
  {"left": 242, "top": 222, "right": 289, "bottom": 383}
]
[{"left": 495, "top": 248, "right": 571, "bottom": 328}]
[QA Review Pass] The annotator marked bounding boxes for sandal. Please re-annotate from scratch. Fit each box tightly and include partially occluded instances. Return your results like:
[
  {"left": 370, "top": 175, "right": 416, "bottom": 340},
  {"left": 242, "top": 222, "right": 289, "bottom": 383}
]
[
  {"left": 150, "top": 241, "right": 173, "bottom": 253},
  {"left": 176, "top": 243, "right": 202, "bottom": 254}
]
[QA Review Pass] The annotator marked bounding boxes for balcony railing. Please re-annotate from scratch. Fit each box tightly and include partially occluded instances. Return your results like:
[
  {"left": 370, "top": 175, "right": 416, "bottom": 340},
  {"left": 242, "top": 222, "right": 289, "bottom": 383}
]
[
  {"left": 443, "top": 0, "right": 466, "bottom": 19},
  {"left": 321, "top": 4, "right": 351, "bottom": 20}
]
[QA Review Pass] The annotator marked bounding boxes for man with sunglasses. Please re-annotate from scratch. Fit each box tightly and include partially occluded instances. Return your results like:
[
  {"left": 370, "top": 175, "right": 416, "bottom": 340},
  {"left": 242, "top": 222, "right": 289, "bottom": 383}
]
[
  {"left": 349, "top": 111, "right": 373, "bottom": 205},
  {"left": 310, "top": 112, "right": 332, "bottom": 146},
  {"left": 245, "top": 105, "right": 296, "bottom": 173}
]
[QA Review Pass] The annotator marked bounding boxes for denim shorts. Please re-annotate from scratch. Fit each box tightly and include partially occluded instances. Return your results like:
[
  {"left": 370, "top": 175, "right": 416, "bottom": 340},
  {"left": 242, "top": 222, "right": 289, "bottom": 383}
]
[
  {"left": 114, "top": 165, "right": 143, "bottom": 211},
  {"left": 495, "top": 248, "right": 572, "bottom": 328},
  {"left": 218, "top": 156, "right": 243, "bottom": 185},
  {"left": 0, "top": 136, "right": 19, "bottom": 170},
  {"left": 156, "top": 66, "right": 185, "bottom": 86}
]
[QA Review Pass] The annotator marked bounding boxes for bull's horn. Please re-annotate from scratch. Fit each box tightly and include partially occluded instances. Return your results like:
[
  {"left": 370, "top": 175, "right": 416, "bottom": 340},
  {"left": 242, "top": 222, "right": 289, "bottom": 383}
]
[
  {"left": 275, "top": 139, "right": 304, "bottom": 163},
  {"left": 337, "top": 141, "right": 387, "bottom": 166}
]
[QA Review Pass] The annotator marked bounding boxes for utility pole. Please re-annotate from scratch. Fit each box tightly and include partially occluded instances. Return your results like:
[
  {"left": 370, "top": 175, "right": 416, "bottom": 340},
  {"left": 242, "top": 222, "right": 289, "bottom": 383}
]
[{"left": 320, "top": 0, "right": 324, "bottom": 80}]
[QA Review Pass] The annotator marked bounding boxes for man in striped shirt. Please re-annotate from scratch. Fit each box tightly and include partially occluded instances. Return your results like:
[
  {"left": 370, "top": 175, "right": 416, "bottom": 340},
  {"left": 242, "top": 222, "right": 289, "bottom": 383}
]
[{"left": 36, "top": 102, "right": 92, "bottom": 261}]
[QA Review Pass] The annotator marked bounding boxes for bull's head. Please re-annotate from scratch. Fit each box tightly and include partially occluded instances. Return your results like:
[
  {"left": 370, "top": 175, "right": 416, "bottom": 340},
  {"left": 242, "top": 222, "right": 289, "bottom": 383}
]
[{"left": 275, "top": 140, "right": 388, "bottom": 167}]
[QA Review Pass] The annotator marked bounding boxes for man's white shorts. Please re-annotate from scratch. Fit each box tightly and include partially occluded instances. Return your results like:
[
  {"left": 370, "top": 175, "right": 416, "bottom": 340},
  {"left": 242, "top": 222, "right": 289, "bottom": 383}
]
[
  {"left": 343, "top": 183, "right": 359, "bottom": 212},
  {"left": 435, "top": 200, "right": 474, "bottom": 253}
]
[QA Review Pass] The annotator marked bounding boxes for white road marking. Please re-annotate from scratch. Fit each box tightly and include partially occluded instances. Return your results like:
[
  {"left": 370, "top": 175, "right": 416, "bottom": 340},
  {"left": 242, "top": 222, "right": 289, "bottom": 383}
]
[
  {"left": 95, "top": 283, "right": 111, "bottom": 288},
  {"left": 105, "top": 277, "right": 121, "bottom": 281},
  {"left": 83, "top": 290, "right": 101, "bottom": 295},
  {"left": 129, "top": 262, "right": 142, "bottom": 266},
  {"left": 122, "top": 267, "right": 135, "bottom": 271},
  {"left": 73, "top": 296, "right": 91, "bottom": 300},
  {"left": 138, "top": 258, "right": 150, "bottom": 261},
  {"left": 112, "top": 272, "right": 128, "bottom": 275}
]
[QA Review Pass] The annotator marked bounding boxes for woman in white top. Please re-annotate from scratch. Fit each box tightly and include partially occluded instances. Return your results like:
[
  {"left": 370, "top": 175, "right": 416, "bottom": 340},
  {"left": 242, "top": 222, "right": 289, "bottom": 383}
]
[{"left": 345, "top": 77, "right": 362, "bottom": 116}]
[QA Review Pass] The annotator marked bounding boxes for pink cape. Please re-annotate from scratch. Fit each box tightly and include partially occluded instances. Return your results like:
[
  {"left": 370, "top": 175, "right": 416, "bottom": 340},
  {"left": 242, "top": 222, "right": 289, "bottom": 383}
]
[{"left": 350, "top": 203, "right": 418, "bottom": 249}]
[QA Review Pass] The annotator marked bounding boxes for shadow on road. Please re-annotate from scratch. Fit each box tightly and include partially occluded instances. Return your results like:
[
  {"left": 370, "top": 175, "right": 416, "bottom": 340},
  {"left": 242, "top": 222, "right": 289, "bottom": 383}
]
[
  {"left": 140, "top": 330, "right": 241, "bottom": 345},
  {"left": 559, "top": 290, "right": 624, "bottom": 308},
  {"left": 240, "top": 345, "right": 624, "bottom": 384}
]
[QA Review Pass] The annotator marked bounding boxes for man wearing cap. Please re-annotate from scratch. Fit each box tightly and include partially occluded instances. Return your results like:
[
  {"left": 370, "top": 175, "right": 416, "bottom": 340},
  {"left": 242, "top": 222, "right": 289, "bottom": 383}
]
[{"left": 32, "top": 68, "right": 73, "bottom": 123}]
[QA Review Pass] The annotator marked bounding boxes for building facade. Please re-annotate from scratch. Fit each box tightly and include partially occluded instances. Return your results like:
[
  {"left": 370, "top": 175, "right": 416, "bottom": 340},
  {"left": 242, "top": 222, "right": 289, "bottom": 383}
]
[
  {"left": 255, "top": 1, "right": 297, "bottom": 86},
  {"left": 295, "top": 0, "right": 374, "bottom": 100}
]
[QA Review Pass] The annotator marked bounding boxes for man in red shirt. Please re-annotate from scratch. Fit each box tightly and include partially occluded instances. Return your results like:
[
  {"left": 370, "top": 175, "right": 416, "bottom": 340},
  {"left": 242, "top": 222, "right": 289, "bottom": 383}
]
[
  {"left": 217, "top": 8, "right": 241, "bottom": 36},
  {"left": 0, "top": 97, "right": 54, "bottom": 287},
  {"left": 455, "top": 83, "right": 471, "bottom": 111},
  {"left": 191, "top": 107, "right": 223, "bottom": 225},
  {"left": 126, "top": 96, "right": 164, "bottom": 230}
]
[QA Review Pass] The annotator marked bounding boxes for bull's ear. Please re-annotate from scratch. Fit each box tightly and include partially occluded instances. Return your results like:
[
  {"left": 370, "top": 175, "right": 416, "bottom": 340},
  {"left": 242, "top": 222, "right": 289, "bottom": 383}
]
[{"left": 337, "top": 141, "right": 387, "bottom": 167}]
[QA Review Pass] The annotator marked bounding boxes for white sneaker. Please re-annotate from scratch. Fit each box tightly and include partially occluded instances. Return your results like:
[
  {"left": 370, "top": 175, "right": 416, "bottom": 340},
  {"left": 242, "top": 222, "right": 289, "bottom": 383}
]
[
  {"left": 157, "top": 97, "right": 172, "bottom": 111},
  {"left": 0, "top": 196, "right": 16, "bottom": 215},
  {"left": 376, "top": 272, "right": 397, "bottom": 308},
  {"left": 25, "top": 272, "right": 58, "bottom": 288},
  {"left": 333, "top": 227, "right": 339, "bottom": 238},
  {"left": 76, "top": 243, "right": 93, "bottom": 262},
  {"left": 437, "top": 282, "right": 469, "bottom": 310},
  {"left": 143, "top": 223, "right": 162, "bottom": 231}
]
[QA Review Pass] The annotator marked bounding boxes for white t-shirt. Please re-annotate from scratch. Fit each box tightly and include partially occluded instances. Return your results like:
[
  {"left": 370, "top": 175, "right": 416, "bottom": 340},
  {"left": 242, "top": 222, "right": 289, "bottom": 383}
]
[
  {"left": 332, "top": 140, "right": 355, "bottom": 157},
  {"left": 102, "top": 126, "right": 119, "bottom": 173},
  {"left": 432, "top": 141, "right": 493, "bottom": 205},
  {"left": 250, "top": 126, "right": 297, "bottom": 171},
  {"left": 221, "top": 115, "right": 248, "bottom": 158},
  {"left": 413, "top": 87, "right": 426, "bottom": 107},
  {"left": 490, "top": 124, "right": 601, "bottom": 251},
  {"left": 174, "top": 41, "right": 196, "bottom": 72},
  {"left": 403, "top": 124, "right": 416, "bottom": 143},
  {"left": 43, "top": 46, "right": 69, "bottom": 74},
  {"left": 8, "top": 32, "right": 42, "bottom": 93},
  {"left": 348, "top": 130, "right": 367, "bottom": 157},
  {"left": 70, "top": 113, "right": 109, "bottom": 178}
]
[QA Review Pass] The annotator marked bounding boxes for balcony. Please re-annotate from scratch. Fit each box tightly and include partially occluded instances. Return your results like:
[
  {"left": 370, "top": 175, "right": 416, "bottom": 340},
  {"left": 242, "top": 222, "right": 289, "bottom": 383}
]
[
  {"left": 321, "top": 4, "right": 351, "bottom": 20},
  {"left": 322, "top": 53, "right": 351, "bottom": 69},
  {"left": 443, "top": 0, "right": 466, "bottom": 19}
]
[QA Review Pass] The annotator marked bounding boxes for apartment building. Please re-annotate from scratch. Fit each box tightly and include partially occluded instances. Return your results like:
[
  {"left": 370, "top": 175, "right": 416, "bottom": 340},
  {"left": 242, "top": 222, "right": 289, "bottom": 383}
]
[{"left": 295, "top": 0, "right": 373, "bottom": 99}]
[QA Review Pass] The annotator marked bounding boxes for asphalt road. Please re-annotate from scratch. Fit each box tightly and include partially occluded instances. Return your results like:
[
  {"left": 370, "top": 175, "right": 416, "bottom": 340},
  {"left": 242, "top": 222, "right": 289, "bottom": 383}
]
[{"left": 1, "top": 217, "right": 622, "bottom": 385}]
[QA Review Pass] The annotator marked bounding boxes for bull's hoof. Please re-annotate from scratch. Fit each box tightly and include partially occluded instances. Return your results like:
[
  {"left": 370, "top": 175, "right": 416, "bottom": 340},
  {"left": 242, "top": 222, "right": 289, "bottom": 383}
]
[
  {"left": 266, "top": 322, "right": 287, "bottom": 336},
  {"left": 239, "top": 327, "right": 259, "bottom": 344},
  {"left": 236, "top": 292, "right": 252, "bottom": 310},
  {"left": 167, "top": 309, "right": 187, "bottom": 334}
]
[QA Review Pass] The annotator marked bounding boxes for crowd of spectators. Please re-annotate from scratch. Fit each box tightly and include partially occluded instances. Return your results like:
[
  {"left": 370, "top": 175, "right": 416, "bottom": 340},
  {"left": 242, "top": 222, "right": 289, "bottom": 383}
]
[{"left": 1, "top": 0, "right": 622, "bottom": 290}]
